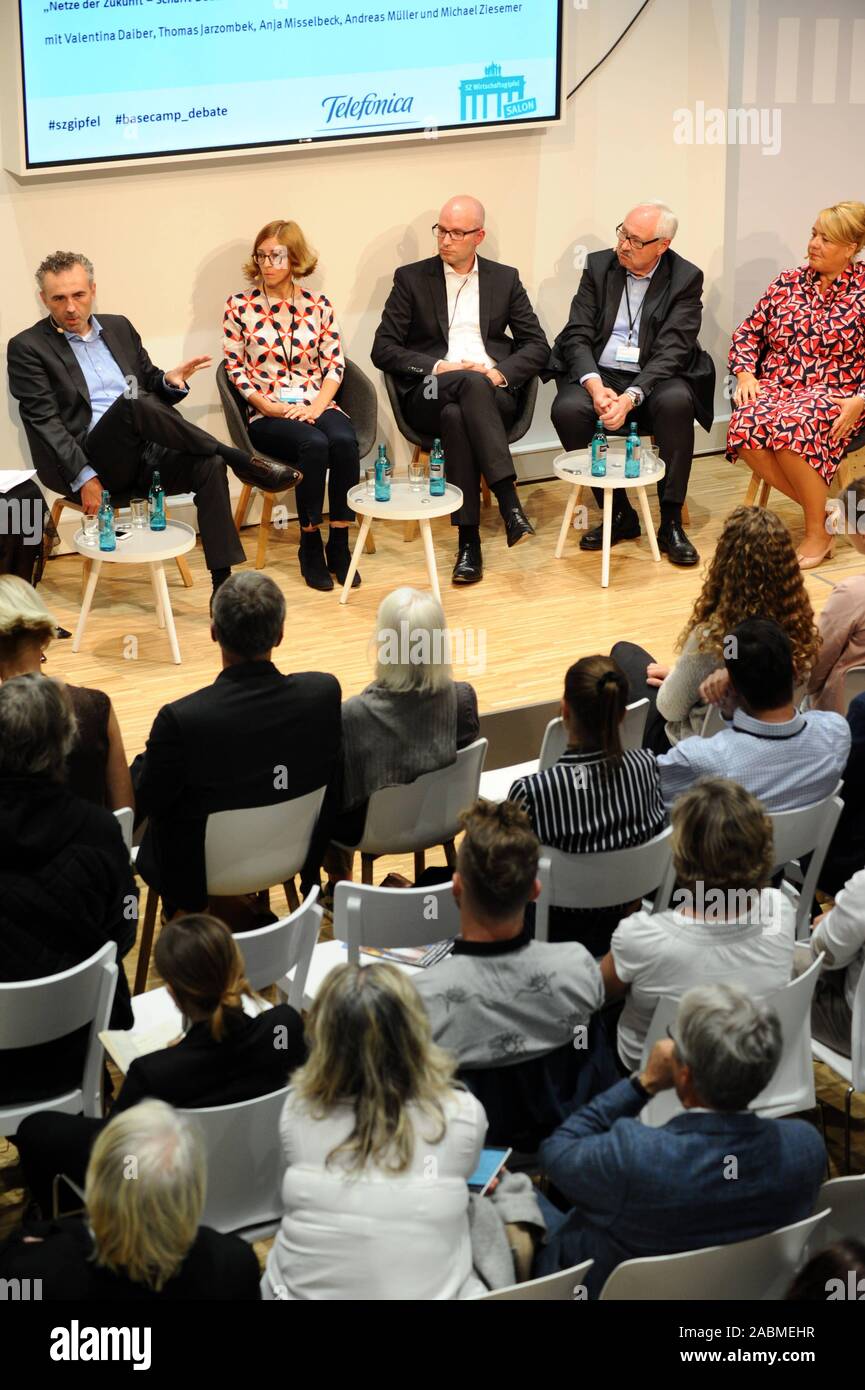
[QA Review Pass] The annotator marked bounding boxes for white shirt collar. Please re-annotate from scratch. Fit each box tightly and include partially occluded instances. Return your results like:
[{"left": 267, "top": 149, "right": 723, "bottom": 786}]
[{"left": 443, "top": 256, "right": 479, "bottom": 279}]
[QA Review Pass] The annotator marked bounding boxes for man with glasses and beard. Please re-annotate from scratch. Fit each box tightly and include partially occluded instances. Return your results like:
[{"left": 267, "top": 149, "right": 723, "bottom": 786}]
[
  {"left": 548, "top": 201, "right": 715, "bottom": 567},
  {"left": 372, "top": 195, "right": 549, "bottom": 586}
]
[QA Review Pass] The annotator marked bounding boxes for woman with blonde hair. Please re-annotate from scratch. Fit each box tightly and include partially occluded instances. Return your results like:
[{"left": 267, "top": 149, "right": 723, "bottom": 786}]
[
  {"left": 727, "top": 201, "right": 865, "bottom": 568},
  {"left": 0, "top": 574, "right": 133, "bottom": 809},
  {"left": 0, "top": 1102, "right": 261, "bottom": 1299},
  {"left": 263, "top": 962, "right": 487, "bottom": 1300},
  {"left": 223, "top": 218, "right": 360, "bottom": 591},
  {"left": 611, "top": 505, "right": 821, "bottom": 751}
]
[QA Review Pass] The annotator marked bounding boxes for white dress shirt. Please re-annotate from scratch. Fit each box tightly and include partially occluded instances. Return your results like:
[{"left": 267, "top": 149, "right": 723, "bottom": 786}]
[
  {"left": 811, "top": 867, "right": 865, "bottom": 1011},
  {"left": 443, "top": 259, "right": 494, "bottom": 369}
]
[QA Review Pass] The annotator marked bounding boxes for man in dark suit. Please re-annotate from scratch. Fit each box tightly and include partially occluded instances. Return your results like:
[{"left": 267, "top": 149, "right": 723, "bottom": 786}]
[
  {"left": 372, "top": 195, "right": 549, "bottom": 584},
  {"left": 548, "top": 202, "right": 715, "bottom": 566},
  {"left": 534, "top": 984, "right": 826, "bottom": 1298},
  {"left": 134, "top": 570, "right": 342, "bottom": 914},
  {"left": 7, "top": 251, "right": 299, "bottom": 592}
]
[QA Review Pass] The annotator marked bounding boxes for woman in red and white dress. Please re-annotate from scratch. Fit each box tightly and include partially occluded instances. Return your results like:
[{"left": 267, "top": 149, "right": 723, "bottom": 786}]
[
  {"left": 223, "top": 220, "right": 360, "bottom": 592},
  {"left": 727, "top": 201, "right": 865, "bottom": 569}
]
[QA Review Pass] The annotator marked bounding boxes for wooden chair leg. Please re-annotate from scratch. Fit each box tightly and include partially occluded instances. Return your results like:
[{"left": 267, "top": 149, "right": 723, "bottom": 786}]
[
  {"left": 363, "top": 526, "right": 377, "bottom": 555},
  {"left": 743, "top": 470, "right": 761, "bottom": 507},
  {"left": 50, "top": 498, "right": 65, "bottom": 534},
  {"left": 255, "top": 495, "right": 275, "bottom": 570},
  {"left": 233, "top": 483, "right": 253, "bottom": 533},
  {"left": 758, "top": 479, "right": 771, "bottom": 507},
  {"left": 481, "top": 476, "right": 492, "bottom": 509},
  {"left": 414, "top": 851, "right": 426, "bottom": 881},
  {"left": 284, "top": 878, "right": 300, "bottom": 913},
  {"left": 681, "top": 501, "right": 691, "bottom": 526},
  {"left": 443, "top": 839, "right": 457, "bottom": 871},
  {"left": 361, "top": 854, "right": 375, "bottom": 885},
  {"left": 133, "top": 889, "right": 160, "bottom": 996}
]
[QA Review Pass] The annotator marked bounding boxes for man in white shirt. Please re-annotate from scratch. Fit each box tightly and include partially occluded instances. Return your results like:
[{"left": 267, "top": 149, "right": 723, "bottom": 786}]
[
  {"left": 805, "top": 867, "right": 865, "bottom": 1055},
  {"left": 372, "top": 195, "right": 549, "bottom": 584}
]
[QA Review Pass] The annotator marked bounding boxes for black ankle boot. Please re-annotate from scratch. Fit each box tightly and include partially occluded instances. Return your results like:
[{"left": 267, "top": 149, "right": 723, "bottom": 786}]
[
  {"left": 325, "top": 527, "right": 360, "bottom": 588},
  {"left": 298, "top": 529, "right": 334, "bottom": 591}
]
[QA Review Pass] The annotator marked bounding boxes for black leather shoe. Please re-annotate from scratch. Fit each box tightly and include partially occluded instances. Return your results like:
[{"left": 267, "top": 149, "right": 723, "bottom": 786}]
[
  {"left": 55, "top": 626, "right": 72, "bottom": 640},
  {"left": 657, "top": 520, "right": 699, "bottom": 566},
  {"left": 232, "top": 456, "right": 303, "bottom": 492},
  {"left": 503, "top": 503, "right": 535, "bottom": 548},
  {"left": 452, "top": 540, "right": 483, "bottom": 585},
  {"left": 579, "top": 511, "right": 641, "bottom": 552}
]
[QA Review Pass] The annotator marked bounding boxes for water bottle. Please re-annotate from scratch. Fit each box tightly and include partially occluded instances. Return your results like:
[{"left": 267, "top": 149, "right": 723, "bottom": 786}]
[
  {"left": 429, "top": 437, "right": 446, "bottom": 497},
  {"left": 149, "top": 470, "right": 166, "bottom": 531},
  {"left": 374, "top": 444, "right": 391, "bottom": 502},
  {"left": 590, "top": 419, "right": 608, "bottom": 477},
  {"left": 624, "top": 421, "right": 641, "bottom": 478},
  {"left": 98, "top": 490, "right": 116, "bottom": 552}
]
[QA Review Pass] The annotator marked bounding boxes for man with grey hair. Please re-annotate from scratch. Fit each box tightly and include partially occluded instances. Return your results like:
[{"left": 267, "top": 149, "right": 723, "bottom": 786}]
[
  {"left": 548, "top": 201, "right": 715, "bottom": 566},
  {"left": 7, "top": 252, "right": 300, "bottom": 593},
  {"left": 534, "top": 983, "right": 825, "bottom": 1297},
  {"left": 134, "top": 571, "right": 341, "bottom": 917},
  {"left": 372, "top": 195, "right": 550, "bottom": 585}
]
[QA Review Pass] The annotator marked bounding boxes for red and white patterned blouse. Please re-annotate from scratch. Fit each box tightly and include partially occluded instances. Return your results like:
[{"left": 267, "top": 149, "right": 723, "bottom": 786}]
[{"left": 222, "top": 285, "right": 346, "bottom": 423}]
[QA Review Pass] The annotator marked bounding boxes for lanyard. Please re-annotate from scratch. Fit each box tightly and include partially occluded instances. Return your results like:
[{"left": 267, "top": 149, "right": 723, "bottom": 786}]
[
  {"left": 262, "top": 288, "right": 298, "bottom": 372},
  {"left": 623, "top": 276, "right": 647, "bottom": 343}
]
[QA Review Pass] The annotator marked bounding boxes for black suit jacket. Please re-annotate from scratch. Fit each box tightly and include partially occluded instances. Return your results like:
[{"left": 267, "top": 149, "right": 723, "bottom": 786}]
[
  {"left": 371, "top": 254, "right": 549, "bottom": 395},
  {"left": 135, "top": 661, "right": 342, "bottom": 910},
  {"left": 547, "top": 248, "right": 716, "bottom": 431},
  {"left": 7, "top": 313, "right": 186, "bottom": 495}
]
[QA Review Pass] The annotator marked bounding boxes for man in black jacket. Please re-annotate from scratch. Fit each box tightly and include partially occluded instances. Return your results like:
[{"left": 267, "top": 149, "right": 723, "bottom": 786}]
[
  {"left": 7, "top": 251, "right": 299, "bottom": 592},
  {"left": 372, "top": 195, "right": 549, "bottom": 585},
  {"left": 548, "top": 202, "right": 715, "bottom": 566},
  {"left": 135, "top": 570, "right": 342, "bottom": 915}
]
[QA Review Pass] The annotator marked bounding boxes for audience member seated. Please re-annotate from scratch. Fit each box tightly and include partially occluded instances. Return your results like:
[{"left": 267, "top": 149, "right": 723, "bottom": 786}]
[
  {"left": 415, "top": 799, "right": 609, "bottom": 1153},
  {"left": 535, "top": 984, "right": 826, "bottom": 1297},
  {"left": 601, "top": 778, "right": 795, "bottom": 1073},
  {"left": 807, "top": 479, "right": 865, "bottom": 713},
  {"left": 0, "top": 673, "right": 135, "bottom": 1109},
  {"left": 820, "top": 691, "right": 865, "bottom": 897},
  {"left": 796, "top": 867, "right": 865, "bottom": 1058},
  {"left": 327, "top": 587, "right": 479, "bottom": 875},
  {"left": 657, "top": 618, "right": 850, "bottom": 812},
  {"left": 262, "top": 962, "right": 487, "bottom": 1300},
  {"left": 134, "top": 571, "right": 341, "bottom": 918},
  {"left": 612, "top": 506, "right": 820, "bottom": 752},
  {"left": 0, "top": 575, "right": 133, "bottom": 810},
  {"left": 15, "top": 913, "right": 305, "bottom": 1215},
  {"left": 508, "top": 655, "right": 666, "bottom": 954},
  {"left": 0, "top": 1101, "right": 260, "bottom": 1299},
  {"left": 786, "top": 1240, "right": 865, "bottom": 1300}
]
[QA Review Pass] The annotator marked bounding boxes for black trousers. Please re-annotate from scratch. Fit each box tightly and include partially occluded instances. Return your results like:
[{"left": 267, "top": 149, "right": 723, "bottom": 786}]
[
  {"left": 610, "top": 640, "right": 672, "bottom": 754},
  {"left": 249, "top": 409, "right": 359, "bottom": 529},
  {"left": 82, "top": 391, "right": 246, "bottom": 571},
  {"left": 401, "top": 371, "right": 519, "bottom": 526},
  {"left": 16, "top": 1110, "right": 105, "bottom": 1218},
  {"left": 551, "top": 369, "right": 697, "bottom": 511}
]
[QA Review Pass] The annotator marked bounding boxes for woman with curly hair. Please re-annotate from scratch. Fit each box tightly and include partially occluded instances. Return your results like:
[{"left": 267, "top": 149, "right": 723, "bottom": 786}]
[{"left": 611, "top": 505, "right": 821, "bottom": 752}]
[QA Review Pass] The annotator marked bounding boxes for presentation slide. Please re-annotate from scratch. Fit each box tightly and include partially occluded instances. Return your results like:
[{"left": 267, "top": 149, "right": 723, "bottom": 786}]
[{"left": 18, "top": 0, "right": 562, "bottom": 167}]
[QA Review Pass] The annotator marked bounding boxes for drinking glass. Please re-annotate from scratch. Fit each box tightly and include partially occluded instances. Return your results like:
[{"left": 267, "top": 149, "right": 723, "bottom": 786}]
[
  {"left": 408, "top": 460, "right": 425, "bottom": 492},
  {"left": 365, "top": 465, "right": 376, "bottom": 496},
  {"left": 130, "top": 497, "right": 149, "bottom": 529},
  {"left": 82, "top": 514, "right": 99, "bottom": 546}
]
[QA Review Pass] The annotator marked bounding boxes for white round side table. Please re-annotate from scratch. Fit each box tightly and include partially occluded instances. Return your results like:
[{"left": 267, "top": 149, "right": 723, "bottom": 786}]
[
  {"left": 71, "top": 520, "right": 196, "bottom": 664},
  {"left": 553, "top": 446, "right": 666, "bottom": 588},
  {"left": 340, "top": 481, "right": 463, "bottom": 604}
]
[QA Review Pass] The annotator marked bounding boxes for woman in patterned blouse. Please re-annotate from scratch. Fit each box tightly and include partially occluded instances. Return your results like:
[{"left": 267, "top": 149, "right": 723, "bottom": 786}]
[
  {"left": 223, "top": 220, "right": 360, "bottom": 591},
  {"left": 727, "top": 201, "right": 865, "bottom": 570}
]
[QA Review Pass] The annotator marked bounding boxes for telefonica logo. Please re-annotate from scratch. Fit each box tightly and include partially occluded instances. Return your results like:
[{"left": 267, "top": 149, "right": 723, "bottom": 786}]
[
  {"left": 49, "top": 1321, "right": 152, "bottom": 1371},
  {"left": 321, "top": 92, "right": 415, "bottom": 125}
]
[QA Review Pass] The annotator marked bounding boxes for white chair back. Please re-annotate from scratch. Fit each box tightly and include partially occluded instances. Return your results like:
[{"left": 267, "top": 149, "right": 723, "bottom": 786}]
[
  {"left": 179, "top": 1085, "right": 292, "bottom": 1238},
  {"left": 598, "top": 1210, "right": 829, "bottom": 1300},
  {"left": 639, "top": 954, "right": 825, "bottom": 1127},
  {"left": 817, "top": 1174, "right": 865, "bottom": 1244},
  {"left": 343, "top": 738, "right": 487, "bottom": 856},
  {"left": 843, "top": 665, "right": 865, "bottom": 711},
  {"left": 333, "top": 880, "right": 461, "bottom": 966},
  {"left": 475, "top": 1259, "right": 594, "bottom": 1301},
  {"left": 234, "top": 887, "right": 322, "bottom": 1009},
  {"left": 771, "top": 790, "right": 844, "bottom": 937},
  {"left": 204, "top": 786, "right": 326, "bottom": 895},
  {"left": 538, "top": 699, "right": 649, "bottom": 772},
  {"left": 699, "top": 703, "right": 725, "bottom": 738},
  {"left": 535, "top": 826, "right": 673, "bottom": 943},
  {"left": 0, "top": 941, "right": 118, "bottom": 1133},
  {"left": 113, "top": 806, "right": 134, "bottom": 852}
]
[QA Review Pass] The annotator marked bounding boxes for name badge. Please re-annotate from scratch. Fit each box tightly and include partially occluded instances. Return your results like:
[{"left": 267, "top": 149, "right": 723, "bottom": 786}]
[
  {"left": 616, "top": 342, "right": 641, "bottom": 365},
  {"left": 280, "top": 386, "right": 305, "bottom": 404}
]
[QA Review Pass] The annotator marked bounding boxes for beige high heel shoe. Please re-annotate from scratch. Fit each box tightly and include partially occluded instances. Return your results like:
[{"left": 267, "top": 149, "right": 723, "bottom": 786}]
[{"left": 797, "top": 540, "right": 834, "bottom": 570}]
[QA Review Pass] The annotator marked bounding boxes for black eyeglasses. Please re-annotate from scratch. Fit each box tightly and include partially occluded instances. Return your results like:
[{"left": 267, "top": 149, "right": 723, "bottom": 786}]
[
  {"left": 432, "top": 224, "right": 481, "bottom": 242},
  {"left": 255, "top": 250, "right": 289, "bottom": 266},
  {"left": 616, "top": 223, "right": 662, "bottom": 251}
]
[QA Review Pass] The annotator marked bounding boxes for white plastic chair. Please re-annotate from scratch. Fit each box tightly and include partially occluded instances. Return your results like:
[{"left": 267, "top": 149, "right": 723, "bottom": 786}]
[
  {"left": 538, "top": 699, "right": 650, "bottom": 773},
  {"left": 817, "top": 1175, "right": 865, "bottom": 1243},
  {"left": 178, "top": 1084, "right": 292, "bottom": 1240},
  {"left": 134, "top": 784, "right": 327, "bottom": 995},
  {"left": 113, "top": 806, "right": 134, "bottom": 853},
  {"left": 598, "top": 1210, "right": 830, "bottom": 1300},
  {"left": 334, "top": 738, "right": 487, "bottom": 883},
  {"left": 771, "top": 790, "right": 844, "bottom": 938},
  {"left": 0, "top": 941, "right": 118, "bottom": 1135},
  {"left": 535, "top": 826, "right": 674, "bottom": 944},
  {"left": 234, "top": 887, "right": 323, "bottom": 1009},
  {"left": 843, "top": 665, "right": 865, "bottom": 711},
  {"left": 334, "top": 879, "right": 461, "bottom": 964},
  {"left": 474, "top": 1259, "right": 594, "bottom": 1301},
  {"left": 812, "top": 959, "right": 865, "bottom": 1173},
  {"left": 638, "top": 955, "right": 825, "bottom": 1127},
  {"left": 699, "top": 703, "right": 726, "bottom": 738}
]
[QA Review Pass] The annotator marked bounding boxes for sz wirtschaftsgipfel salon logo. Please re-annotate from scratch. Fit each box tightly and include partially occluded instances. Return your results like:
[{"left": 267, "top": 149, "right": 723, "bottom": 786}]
[{"left": 459, "top": 62, "right": 535, "bottom": 122}]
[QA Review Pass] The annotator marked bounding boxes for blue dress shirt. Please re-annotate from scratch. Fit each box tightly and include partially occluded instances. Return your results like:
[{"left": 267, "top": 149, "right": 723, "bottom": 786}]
[{"left": 580, "top": 260, "right": 661, "bottom": 399}]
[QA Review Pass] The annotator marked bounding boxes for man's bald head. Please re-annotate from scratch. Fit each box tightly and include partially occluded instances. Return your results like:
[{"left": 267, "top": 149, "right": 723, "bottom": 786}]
[{"left": 438, "top": 194, "right": 486, "bottom": 229}]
